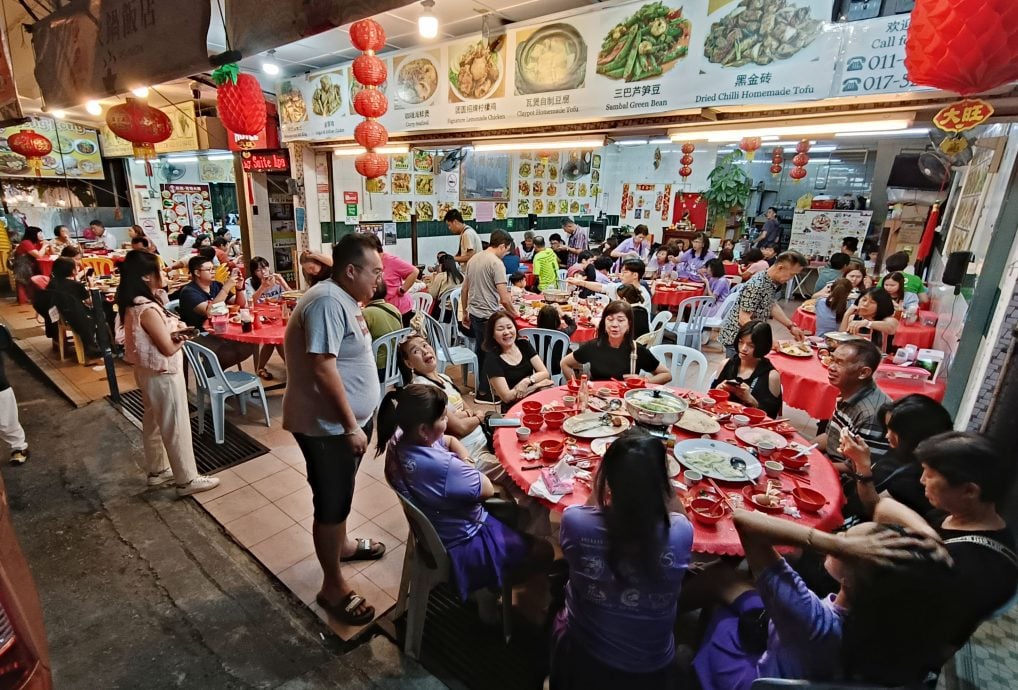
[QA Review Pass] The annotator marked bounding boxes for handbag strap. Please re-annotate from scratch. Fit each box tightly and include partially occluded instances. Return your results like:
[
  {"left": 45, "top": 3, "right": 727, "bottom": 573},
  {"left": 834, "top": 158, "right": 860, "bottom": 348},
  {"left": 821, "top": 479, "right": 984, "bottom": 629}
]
[{"left": 944, "top": 535, "right": 1018, "bottom": 570}]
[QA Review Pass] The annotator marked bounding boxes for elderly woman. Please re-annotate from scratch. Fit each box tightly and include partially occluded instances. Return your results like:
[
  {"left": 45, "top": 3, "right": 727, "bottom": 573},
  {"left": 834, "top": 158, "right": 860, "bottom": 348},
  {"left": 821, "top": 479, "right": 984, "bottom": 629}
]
[
  {"left": 482, "top": 310, "right": 555, "bottom": 412},
  {"left": 560, "top": 301, "right": 670, "bottom": 384}
]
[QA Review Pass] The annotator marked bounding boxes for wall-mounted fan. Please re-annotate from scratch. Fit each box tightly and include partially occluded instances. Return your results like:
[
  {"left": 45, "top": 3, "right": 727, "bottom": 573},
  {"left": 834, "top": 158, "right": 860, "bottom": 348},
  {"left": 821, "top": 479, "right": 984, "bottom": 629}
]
[
  {"left": 918, "top": 130, "right": 974, "bottom": 186},
  {"left": 157, "top": 162, "right": 186, "bottom": 182},
  {"left": 439, "top": 148, "right": 468, "bottom": 173}
]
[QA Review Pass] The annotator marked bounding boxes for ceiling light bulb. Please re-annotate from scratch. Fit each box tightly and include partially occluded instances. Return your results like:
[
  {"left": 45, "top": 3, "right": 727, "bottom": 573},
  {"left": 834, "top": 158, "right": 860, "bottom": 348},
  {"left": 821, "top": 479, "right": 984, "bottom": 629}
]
[
  {"left": 419, "top": 0, "right": 438, "bottom": 39},
  {"left": 85, "top": 100, "right": 103, "bottom": 115},
  {"left": 261, "top": 50, "right": 280, "bottom": 76},
  {"left": 52, "top": 110, "right": 66, "bottom": 119},
  {"left": 131, "top": 86, "right": 149, "bottom": 98}
]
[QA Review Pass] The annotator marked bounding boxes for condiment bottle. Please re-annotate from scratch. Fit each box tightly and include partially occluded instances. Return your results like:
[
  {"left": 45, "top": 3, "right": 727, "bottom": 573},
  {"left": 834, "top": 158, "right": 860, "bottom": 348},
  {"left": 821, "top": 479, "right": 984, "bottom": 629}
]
[{"left": 578, "top": 374, "right": 590, "bottom": 412}]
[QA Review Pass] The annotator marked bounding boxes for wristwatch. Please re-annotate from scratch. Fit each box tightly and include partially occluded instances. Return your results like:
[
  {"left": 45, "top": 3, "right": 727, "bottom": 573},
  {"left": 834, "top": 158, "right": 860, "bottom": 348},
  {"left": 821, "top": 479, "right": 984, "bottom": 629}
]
[{"left": 847, "top": 470, "right": 874, "bottom": 484}]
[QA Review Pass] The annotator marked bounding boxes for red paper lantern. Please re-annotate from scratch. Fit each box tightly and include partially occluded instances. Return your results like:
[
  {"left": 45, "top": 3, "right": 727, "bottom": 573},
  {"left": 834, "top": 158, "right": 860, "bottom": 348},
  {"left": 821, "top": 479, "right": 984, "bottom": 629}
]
[
  {"left": 770, "top": 164, "right": 783, "bottom": 175},
  {"left": 354, "top": 119, "right": 389, "bottom": 150},
  {"left": 795, "top": 139, "right": 811, "bottom": 154},
  {"left": 905, "top": 0, "right": 1018, "bottom": 95},
  {"left": 789, "top": 166, "right": 808, "bottom": 181},
  {"left": 350, "top": 18, "right": 387, "bottom": 53},
  {"left": 106, "top": 98, "right": 173, "bottom": 175},
  {"left": 739, "top": 136, "right": 762, "bottom": 160},
  {"left": 355, "top": 151, "right": 389, "bottom": 179},
  {"left": 353, "top": 54, "right": 388, "bottom": 87},
  {"left": 212, "top": 65, "right": 267, "bottom": 136},
  {"left": 8, "top": 129, "right": 52, "bottom": 177},
  {"left": 680, "top": 142, "right": 695, "bottom": 155},
  {"left": 679, "top": 166, "right": 693, "bottom": 178},
  {"left": 680, "top": 154, "right": 694, "bottom": 166},
  {"left": 792, "top": 153, "right": 810, "bottom": 167},
  {"left": 354, "top": 89, "right": 388, "bottom": 119}
]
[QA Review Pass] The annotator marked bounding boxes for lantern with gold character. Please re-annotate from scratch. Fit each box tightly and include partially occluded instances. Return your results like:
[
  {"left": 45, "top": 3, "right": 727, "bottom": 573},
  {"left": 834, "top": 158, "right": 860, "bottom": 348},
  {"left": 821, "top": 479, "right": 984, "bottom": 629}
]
[{"left": 8, "top": 129, "right": 52, "bottom": 177}]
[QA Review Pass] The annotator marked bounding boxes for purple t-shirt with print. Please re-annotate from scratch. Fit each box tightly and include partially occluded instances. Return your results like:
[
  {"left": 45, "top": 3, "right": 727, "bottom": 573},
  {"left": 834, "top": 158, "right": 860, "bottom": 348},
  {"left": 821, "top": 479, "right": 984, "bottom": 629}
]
[{"left": 558, "top": 505, "right": 694, "bottom": 673}]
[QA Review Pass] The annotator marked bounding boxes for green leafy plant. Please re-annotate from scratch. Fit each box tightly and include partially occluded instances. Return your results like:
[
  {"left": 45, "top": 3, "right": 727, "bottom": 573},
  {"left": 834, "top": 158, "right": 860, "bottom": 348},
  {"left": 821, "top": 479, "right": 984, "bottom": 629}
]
[{"left": 702, "top": 150, "right": 753, "bottom": 230}]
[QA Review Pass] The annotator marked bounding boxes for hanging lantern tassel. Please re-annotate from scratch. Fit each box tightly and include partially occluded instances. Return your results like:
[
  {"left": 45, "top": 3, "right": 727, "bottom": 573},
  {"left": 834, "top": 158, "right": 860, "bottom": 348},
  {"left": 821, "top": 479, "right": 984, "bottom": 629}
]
[
  {"left": 105, "top": 98, "right": 173, "bottom": 178},
  {"left": 8, "top": 129, "right": 53, "bottom": 177}
]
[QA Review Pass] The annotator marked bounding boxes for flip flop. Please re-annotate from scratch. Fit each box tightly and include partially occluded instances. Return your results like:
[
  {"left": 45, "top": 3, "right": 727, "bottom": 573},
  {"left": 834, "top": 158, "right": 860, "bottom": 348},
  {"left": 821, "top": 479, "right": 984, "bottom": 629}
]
[
  {"left": 316, "top": 591, "right": 375, "bottom": 626},
  {"left": 258, "top": 368, "right": 274, "bottom": 380},
  {"left": 340, "top": 538, "right": 386, "bottom": 562}
]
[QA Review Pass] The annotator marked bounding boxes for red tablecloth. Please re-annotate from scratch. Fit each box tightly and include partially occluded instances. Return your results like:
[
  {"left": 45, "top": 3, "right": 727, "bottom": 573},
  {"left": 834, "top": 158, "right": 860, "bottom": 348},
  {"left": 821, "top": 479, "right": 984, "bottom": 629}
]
[
  {"left": 519, "top": 262, "right": 540, "bottom": 290},
  {"left": 206, "top": 306, "right": 286, "bottom": 346},
  {"left": 514, "top": 315, "right": 596, "bottom": 344},
  {"left": 493, "top": 384, "right": 845, "bottom": 556},
  {"left": 793, "top": 307, "right": 937, "bottom": 349},
  {"left": 652, "top": 281, "right": 706, "bottom": 307},
  {"left": 770, "top": 351, "right": 946, "bottom": 420}
]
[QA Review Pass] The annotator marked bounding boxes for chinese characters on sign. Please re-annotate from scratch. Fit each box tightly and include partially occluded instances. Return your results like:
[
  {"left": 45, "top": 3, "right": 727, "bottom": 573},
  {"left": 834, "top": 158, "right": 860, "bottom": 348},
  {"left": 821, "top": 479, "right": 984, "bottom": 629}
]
[{"left": 933, "top": 99, "right": 995, "bottom": 133}]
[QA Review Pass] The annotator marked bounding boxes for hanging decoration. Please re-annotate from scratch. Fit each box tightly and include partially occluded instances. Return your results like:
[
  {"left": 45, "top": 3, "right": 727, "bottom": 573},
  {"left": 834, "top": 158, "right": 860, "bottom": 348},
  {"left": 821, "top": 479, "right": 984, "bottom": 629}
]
[
  {"left": 679, "top": 166, "right": 693, "bottom": 178},
  {"left": 932, "top": 98, "right": 995, "bottom": 133},
  {"left": 769, "top": 147, "right": 784, "bottom": 178},
  {"left": 789, "top": 139, "right": 810, "bottom": 183},
  {"left": 7, "top": 129, "right": 52, "bottom": 177},
  {"left": 678, "top": 142, "right": 695, "bottom": 181},
  {"left": 105, "top": 98, "right": 173, "bottom": 177},
  {"left": 350, "top": 18, "right": 389, "bottom": 181},
  {"left": 738, "top": 136, "right": 762, "bottom": 160},
  {"left": 904, "top": 0, "right": 1018, "bottom": 96},
  {"left": 212, "top": 64, "right": 267, "bottom": 136}
]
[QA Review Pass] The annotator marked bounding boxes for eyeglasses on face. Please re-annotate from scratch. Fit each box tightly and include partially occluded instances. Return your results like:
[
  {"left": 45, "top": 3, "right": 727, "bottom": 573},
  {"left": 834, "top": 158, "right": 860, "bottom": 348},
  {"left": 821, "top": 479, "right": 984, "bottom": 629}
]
[{"left": 352, "top": 263, "right": 384, "bottom": 278}]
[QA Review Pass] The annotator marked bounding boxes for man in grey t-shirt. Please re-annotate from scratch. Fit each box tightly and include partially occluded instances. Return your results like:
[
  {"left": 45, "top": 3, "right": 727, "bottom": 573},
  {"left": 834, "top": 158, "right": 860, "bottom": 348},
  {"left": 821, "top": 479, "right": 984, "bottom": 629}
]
[
  {"left": 461, "top": 228, "right": 519, "bottom": 401},
  {"left": 282, "top": 233, "right": 386, "bottom": 626}
]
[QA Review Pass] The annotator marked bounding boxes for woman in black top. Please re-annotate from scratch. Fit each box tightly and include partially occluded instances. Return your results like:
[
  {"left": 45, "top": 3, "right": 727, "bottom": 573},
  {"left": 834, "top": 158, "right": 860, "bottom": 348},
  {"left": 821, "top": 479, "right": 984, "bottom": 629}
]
[
  {"left": 482, "top": 310, "right": 554, "bottom": 412},
  {"left": 45, "top": 257, "right": 101, "bottom": 358},
  {"left": 560, "top": 301, "right": 670, "bottom": 383},
  {"left": 842, "top": 287, "right": 897, "bottom": 350},
  {"left": 711, "top": 320, "right": 782, "bottom": 418}
]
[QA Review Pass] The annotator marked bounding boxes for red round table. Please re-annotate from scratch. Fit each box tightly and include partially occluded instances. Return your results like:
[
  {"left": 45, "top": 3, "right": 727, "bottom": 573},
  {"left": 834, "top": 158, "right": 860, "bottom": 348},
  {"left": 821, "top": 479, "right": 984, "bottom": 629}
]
[
  {"left": 770, "top": 351, "right": 946, "bottom": 420},
  {"left": 519, "top": 262, "right": 540, "bottom": 290},
  {"left": 517, "top": 294, "right": 598, "bottom": 343},
  {"left": 792, "top": 307, "right": 938, "bottom": 349},
  {"left": 493, "top": 384, "right": 845, "bottom": 556},
  {"left": 206, "top": 306, "right": 287, "bottom": 346},
  {"left": 652, "top": 281, "right": 706, "bottom": 308}
]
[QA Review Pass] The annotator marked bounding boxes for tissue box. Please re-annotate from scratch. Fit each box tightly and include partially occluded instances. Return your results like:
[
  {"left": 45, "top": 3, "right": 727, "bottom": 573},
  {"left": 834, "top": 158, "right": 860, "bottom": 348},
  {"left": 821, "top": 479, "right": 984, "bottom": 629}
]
[
  {"left": 875, "top": 364, "right": 930, "bottom": 385},
  {"left": 915, "top": 349, "right": 945, "bottom": 382}
]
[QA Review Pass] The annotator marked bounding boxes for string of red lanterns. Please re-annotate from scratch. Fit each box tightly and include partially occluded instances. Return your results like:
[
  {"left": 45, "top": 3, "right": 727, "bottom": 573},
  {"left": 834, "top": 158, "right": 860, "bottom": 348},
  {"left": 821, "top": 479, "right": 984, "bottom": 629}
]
[
  {"left": 789, "top": 139, "right": 810, "bottom": 182},
  {"left": 350, "top": 18, "right": 390, "bottom": 180},
  {"left": 679, "top": 142, "right": 694, "bottom": 179},
  {"left": 769, "top": 146, "right": 784, "bottom": 178}
]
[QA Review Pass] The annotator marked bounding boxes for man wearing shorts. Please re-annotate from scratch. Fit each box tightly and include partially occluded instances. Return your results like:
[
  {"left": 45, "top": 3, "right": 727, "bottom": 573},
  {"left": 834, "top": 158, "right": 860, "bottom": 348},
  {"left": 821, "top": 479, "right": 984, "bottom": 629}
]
[{"left": 282, "top": 233, "right": 386, "bottom": 626}]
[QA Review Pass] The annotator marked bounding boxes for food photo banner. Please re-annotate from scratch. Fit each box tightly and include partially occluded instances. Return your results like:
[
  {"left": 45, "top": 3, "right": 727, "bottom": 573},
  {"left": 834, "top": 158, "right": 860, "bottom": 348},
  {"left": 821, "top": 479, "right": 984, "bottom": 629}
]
[
  {"left": 278, "top": 1, "right": 935, "bottom": 143},
  {"left": 0, "top": 117, "right": 103, "bottom": 179}
]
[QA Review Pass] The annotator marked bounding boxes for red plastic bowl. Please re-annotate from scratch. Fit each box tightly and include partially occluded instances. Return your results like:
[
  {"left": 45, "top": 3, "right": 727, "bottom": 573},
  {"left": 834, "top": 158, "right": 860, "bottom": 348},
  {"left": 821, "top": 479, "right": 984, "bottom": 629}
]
[
  {"left": 708, "top": 389, "right": 730, "bottom": 403},
  {"left": 521, "top": 401, "right": 544, "bottom": 415},
  {"left": 540, "top": 439, "right": 564, "bottom": 461},
  {"left": 544, "top": 411, "right": 567, "bottom": 430},
  {"left": 774, "top": 448, "right": 809, "bottom": 471},
  {"left": 743, "top": 408, "right": 767, "bottom": 424},
  {"left": 792, "top": 487, "right": 826, "bottom": 513},
  {"left": 521, "top": 414, "right": 544, "bottom": 432},
  {"left": 623, "top": 375, "right": 646, "bottom": 389},
  {"left": 567, "top": 379, "right": 581, "bottom": 393},
  {"left": 689, "top": 497, "right": 726, "bottom": 525}
]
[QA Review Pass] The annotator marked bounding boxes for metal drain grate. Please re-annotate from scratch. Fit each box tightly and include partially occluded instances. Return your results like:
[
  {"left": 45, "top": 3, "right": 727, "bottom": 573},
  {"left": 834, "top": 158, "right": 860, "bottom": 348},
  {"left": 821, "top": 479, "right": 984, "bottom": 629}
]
[
  {"left": 410, "top": 583, "right": 549, "bottom": 690},
  {"left": 109, "top": 389, "right": 269, "bottom": 475}
]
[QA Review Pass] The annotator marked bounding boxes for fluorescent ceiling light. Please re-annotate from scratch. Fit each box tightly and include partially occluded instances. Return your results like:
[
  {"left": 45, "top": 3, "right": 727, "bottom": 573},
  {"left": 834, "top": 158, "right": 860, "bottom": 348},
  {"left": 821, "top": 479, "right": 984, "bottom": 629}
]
[
  {"left": 164, "top": 156, "right": 198, "bottom": 163},
  {"left": 419, "top": 0, "right": 438, "bottom": 39},
  {"left": 131, "top": 86, "right": 149, "bottom": 98},
  {"left": 615, "top": 138, "right": 648, "bottom": 146},
  {"left": 835, "top": 127, "right": 930, "bottom": 138},
  {"left": 807, "top": 145, "right": 837, "bottom": 153},
  {"left": 261, "top": 50, "right": 280, "bottom": 76},
  {"left": 85, "top": 100, "right": 103, "bottom": 115},
  {"left": 648, "top": 137, "right": 671, "bottom": 145},
  {"left": 333, "top": 144, "right": 411, "bottom": 156},
  {"left": 671, "top": 115, "right": 914, "bottom": 143},
  {"left": 52, "top": 110, "right": 66, "bottom": 119},
  {"left": 472, "top": 136, "right": 605, "bottom": 152},
  {"left": 205, "top": 154, "right": 235, "bottom": 161}
]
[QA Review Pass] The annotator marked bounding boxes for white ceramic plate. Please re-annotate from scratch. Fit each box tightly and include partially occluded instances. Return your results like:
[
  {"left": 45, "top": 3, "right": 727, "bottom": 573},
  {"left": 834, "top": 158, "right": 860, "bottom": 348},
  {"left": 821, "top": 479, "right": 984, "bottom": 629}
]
[
  {"left": 562, "top": 412, "right": 631, "bottom": 439},
  {"left": 734, "top": 427, "right": 789, "bottom": 450},
  {"left": 675, "top": 408, "right": 721, "bottom": 435},
  {"left": 673, "top": 438, "right": 762, "bottom": 482}
]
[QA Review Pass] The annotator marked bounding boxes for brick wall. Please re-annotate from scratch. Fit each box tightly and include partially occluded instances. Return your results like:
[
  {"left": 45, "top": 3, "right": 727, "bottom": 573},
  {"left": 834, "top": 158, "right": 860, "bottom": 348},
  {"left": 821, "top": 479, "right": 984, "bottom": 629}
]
[{"left": 968, "top": 281, "right": 1018, "bottom": 430}]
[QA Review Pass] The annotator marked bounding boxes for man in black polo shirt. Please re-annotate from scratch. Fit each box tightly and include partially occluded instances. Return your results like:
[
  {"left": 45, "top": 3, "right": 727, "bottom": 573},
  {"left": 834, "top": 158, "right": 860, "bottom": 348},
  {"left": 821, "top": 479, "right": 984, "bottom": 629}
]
[{"left": 178, "top": 255, "right": 255, "bottom": 370}]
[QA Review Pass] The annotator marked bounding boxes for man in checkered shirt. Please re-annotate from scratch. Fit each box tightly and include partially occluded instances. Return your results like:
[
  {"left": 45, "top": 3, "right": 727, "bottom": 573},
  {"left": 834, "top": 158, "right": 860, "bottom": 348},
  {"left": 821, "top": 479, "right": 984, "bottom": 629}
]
[{"left": 820, "top": 339, "right": 891, "bottom": 474}]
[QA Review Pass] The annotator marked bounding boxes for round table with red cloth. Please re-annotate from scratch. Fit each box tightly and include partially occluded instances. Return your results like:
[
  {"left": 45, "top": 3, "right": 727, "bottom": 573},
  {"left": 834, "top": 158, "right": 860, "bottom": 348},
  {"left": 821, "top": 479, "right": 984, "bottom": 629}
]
[
  {"left": 514, "top": 314, "right": 597, "bottom": 344},
  {"left": 652, "top": 281, "right": 706, "bottom": 308},
  {"left": 493, "top": 384, "right": 846, "bottom": 557},
  {"left": 205, "top": 305, "right": 287, "bottom": 346},
  {"left": 792, "top": 307, "right": 938, "bottom": 349},
  {"left": 770, "top": 351, "right": 946, "bottom": 420}
]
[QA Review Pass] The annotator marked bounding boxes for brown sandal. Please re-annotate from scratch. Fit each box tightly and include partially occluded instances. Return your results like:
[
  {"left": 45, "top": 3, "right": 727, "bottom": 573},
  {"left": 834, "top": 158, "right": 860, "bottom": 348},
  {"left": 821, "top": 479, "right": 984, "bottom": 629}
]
[
  {"left": 257, "top": 368, "right": 274, "bottom": 380},
  {"left": 316, "top": 591, "right": 375, "bottom": 626}
]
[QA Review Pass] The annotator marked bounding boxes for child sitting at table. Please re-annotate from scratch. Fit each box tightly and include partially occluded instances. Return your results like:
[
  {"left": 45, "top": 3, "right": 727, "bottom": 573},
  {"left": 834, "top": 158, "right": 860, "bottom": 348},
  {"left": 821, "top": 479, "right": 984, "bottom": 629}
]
[
  {"left": 509, "top": 271, "right": 527, "bottom": 298},
  {"left": 378, "top": 384, "right": 549, "bottom": 600},
  {"left": 703, "top": 259, "right": 732, "bottom": 315}
]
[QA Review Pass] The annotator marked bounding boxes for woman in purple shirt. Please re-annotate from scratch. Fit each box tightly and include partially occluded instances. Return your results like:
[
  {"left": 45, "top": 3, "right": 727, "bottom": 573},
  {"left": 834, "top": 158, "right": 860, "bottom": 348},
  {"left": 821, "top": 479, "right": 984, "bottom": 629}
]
[
  {"left": 677, "top": 232, "right": 716, "bottom": 280},
  {"left": 378, "top": 384, "right": 541, "bottom": 600},
  {"left": 693, "top": 511, "right": 954, "bottom": 689},
  {"left": 550, "top": 431, "right": 694, "bottom": 689}
]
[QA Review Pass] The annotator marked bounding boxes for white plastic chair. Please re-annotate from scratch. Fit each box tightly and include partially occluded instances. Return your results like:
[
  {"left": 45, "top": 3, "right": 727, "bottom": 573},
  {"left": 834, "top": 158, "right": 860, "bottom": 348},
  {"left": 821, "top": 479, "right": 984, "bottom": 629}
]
[
  {"left": 183, "top": 339, "right": 270, "bottom": 444},
  {"left": 650, "top": 344, "right": 709, "bottom": 392},
  {"left": 435, "top": 287, "right": 461, "bottom": 347},
  {"left": 666, "top": 295, "right": 715, "bottom": 350},
  {"left": 421, "top": 312, "right": 478, "bottom": 389},
  {"left": 164, "top": 299, "right": 180, "bottom": 316},
  {"left": 645, "top": 311, "right": 673, "bottom": 348},
  {"left": 392, "top": 492, "right": 512, "bottom": 659},
  {"left": 373, "top": 327, "right": 413, "bottom": 395},
  {"left": 409, "top": 291, "right": 434, "bottom": 315},
  {"left": 519, "top": 327, "right": 571, "bottom": 386}
]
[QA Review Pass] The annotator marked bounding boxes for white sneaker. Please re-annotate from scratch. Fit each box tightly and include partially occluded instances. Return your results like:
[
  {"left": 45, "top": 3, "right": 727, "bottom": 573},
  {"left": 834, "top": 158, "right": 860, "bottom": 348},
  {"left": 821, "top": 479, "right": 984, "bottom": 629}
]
[
  {"left": 146, "top": 468, "right": 174, "bottom": 486},
  {"left": 10, "top": 449, "right": 28, "bottom": 465},
  {"left": 176, "top": 475, "right": 220, "bottom": 497}
]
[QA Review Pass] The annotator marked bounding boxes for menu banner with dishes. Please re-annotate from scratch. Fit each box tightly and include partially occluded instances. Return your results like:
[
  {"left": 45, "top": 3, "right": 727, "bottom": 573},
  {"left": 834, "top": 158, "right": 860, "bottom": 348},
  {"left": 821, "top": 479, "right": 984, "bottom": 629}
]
[
  {"left": 788, "top": 209, "right": 873, "bottom": 258},
  {"left": 160, "top": 183, "right": 214, "bottom": 236},
  {"left": 0, "top": 117, "right": 103, "bottom": 179},
  {"left": 277, "top": 0, "right": 935, "bottom": 142},
  {"left": 100, "top": 102, "right": 200, "bottom": 157},
  {"left": 833, "top": 15, "right": 930, "bottom": 97}
]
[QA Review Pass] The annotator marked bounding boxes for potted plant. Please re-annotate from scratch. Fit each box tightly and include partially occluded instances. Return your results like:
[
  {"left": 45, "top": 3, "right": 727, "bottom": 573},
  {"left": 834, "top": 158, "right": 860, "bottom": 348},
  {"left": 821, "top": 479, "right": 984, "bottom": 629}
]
[{"left": 703, "top": 150, "right": 753, "bottom": 237}]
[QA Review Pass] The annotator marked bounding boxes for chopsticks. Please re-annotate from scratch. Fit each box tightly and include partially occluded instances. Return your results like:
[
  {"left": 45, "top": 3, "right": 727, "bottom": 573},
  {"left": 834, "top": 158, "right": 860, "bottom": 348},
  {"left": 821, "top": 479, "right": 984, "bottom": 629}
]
[
  {"left": 749, "top": 418, "right": 789, "bottom": 428},
  {"left": 707, "top": 478, "right": 737, "bottom": 512}
]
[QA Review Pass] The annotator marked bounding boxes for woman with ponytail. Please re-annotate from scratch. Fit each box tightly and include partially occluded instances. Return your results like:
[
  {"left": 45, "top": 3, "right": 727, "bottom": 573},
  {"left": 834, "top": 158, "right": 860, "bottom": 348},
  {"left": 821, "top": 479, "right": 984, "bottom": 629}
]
[{"left": 378, "top": 384, "right": 546, "bottom": 599}]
